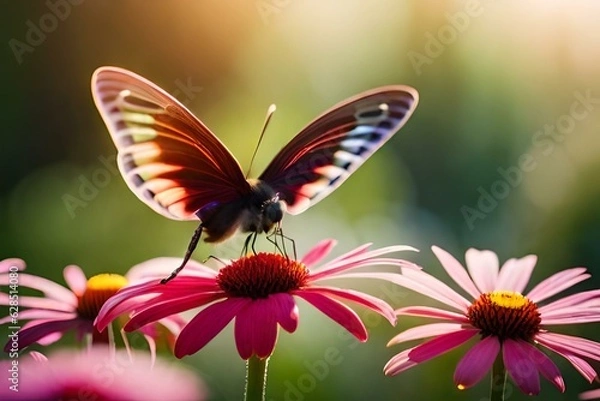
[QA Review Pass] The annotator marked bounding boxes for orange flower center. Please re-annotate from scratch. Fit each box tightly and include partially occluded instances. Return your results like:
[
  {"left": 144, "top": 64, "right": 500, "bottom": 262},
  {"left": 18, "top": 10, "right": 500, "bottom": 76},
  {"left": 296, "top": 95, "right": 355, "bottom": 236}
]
[
  {"left": 76, "top": 274, "right": 128, "bottom": 320},
  {"left": 216, "top": 253, "right": 309, "bottom": 299},
  {"left": 467, "top": 290, "right": 541, "bottom": 341}
]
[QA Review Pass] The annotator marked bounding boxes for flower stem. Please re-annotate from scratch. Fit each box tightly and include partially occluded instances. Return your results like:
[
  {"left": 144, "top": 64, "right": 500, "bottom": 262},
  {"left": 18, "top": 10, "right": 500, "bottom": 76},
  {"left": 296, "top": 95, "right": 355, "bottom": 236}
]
[
  {"left": 245, "top": 355, "right": 269, "bottom": 401},
  {"left": 490, "top": 354, "right": 507, "bottom": 401}
]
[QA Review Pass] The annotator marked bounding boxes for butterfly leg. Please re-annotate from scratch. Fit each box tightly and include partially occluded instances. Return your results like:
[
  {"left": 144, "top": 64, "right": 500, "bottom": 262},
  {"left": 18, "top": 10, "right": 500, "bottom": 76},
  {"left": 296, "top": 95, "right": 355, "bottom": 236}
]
[
  {"left": 202, "top": 255, "right": 227, "bottom": 267},
  {"left": 266, "top": 227, "right": 297, "bottom": 259},
  {"left": 160, "top": 224, "right": 204, "bottom": 284},
  {"left": 283, "top": 232, "right": 297, "bottom": 260},
  {"left": 242, "top": 232, "right": 259, "bottom": 256},
  {"left": 266, "top": 229, "right": 284, "bottom": 255}
]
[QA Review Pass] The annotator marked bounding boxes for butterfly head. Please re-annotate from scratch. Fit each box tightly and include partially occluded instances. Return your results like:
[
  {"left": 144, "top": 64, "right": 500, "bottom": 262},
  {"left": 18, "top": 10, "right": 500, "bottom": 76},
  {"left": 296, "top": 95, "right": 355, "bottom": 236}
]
[
  {"left": 243, "top": 180, "right": 285, "bottom": 234},
  {"left": 261, "top": 193, "right": 284, "bottom": 231}
]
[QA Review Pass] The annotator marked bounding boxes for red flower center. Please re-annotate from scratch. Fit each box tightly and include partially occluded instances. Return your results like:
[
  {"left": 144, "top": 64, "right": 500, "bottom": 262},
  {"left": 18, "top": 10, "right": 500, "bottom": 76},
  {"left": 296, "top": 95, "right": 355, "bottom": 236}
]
[
  {"left": 76, "top": 274, "right": 128, "bottom": 320},
  {"left": 467, "top": 290, "right": 541, "bottom": 341},
  {"left": 216, "top": 253, "right": 309, "bottom": 299}
]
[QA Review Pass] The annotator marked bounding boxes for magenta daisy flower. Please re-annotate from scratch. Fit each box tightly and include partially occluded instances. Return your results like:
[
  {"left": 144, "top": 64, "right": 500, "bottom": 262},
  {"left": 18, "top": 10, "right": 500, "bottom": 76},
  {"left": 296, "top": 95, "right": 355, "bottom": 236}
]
[
  {"left": 0, "top": 258, "right": 185, "bottom": 354},
  {"left": 96, "top": 239, "right": 418, "bottom": 359},
  {"left": 384, "top": 246, "right": 600, "bottom": 396},
  {"left": 0, "top": 347, "right": 206, "bottom": 400}
]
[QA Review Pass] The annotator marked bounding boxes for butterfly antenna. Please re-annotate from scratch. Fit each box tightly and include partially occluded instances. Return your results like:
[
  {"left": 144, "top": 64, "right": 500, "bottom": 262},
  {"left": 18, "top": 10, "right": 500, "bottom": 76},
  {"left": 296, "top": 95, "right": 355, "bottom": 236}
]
[{"left": 246, "top": 104, "right": 277, "bottom": 178}]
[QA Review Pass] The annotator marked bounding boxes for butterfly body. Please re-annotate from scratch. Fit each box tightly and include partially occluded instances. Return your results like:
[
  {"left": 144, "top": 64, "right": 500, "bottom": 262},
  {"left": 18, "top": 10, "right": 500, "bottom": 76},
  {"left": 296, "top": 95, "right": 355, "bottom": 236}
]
[
  {"left": 91, "top": 67, "right": 418, "bottom": 280},
  {"left": 197, "top": 179, "right": 283, "bottom": 243}
]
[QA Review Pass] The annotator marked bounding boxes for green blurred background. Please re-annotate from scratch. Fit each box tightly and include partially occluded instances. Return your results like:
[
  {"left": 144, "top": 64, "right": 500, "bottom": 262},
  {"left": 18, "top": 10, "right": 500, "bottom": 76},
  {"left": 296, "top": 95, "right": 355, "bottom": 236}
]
[{"left": 2, "top": 1, "right": 600, "bottom": 400}]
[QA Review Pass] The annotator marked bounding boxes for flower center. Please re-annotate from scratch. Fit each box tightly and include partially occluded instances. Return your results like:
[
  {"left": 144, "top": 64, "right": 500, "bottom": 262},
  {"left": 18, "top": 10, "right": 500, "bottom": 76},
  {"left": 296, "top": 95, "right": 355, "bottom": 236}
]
[
  {"left": 216, "top": 253, "right": 309, "bottom": 299},
  {"left": 467, "top": 290, "right": 541, "bottom": 341},
  {"left": 76, "top": 274, "right": 128, "bottom": 320}
]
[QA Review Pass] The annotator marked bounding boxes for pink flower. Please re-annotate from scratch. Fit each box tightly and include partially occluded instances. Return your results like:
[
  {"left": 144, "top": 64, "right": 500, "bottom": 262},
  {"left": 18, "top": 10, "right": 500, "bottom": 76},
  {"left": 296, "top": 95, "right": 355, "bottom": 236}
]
[
  {"left": 0, "top": 347, "right": 206, "bottom": 400},
  {"left": 384, "top": 246, "right": 600, "bottom": 396},
  {"left": 96, "top": 239, "right": 418, "bottom": 359},
  {"left": 0, "top": 258, "right": 185, "bottom": 355}
]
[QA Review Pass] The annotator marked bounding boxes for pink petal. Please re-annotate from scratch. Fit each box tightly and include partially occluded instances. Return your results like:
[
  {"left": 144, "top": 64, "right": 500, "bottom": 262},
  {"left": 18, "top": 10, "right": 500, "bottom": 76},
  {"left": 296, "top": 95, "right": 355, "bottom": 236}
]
[
  {"left": 316, "top": 243, "right": 373, "bottom": 268},
  {"left": 495, "top": 255, "right": 537, "bottom": 293},
  {"left": 536, "top": 334, "right": 598, "bottom": 383},
  {"left": 539, "top": 290, "right": 600, "bottom": 315},
  {"left": 0, "top": 309, "right": 77, "bottom": 325},
  {"left": 395, "top": 306, "right": 469, "bottom": 323},
  {"left": 465, "top": 248, "right": 499, "bottom": 293},
  {"left": 526, "top": 268, "right": 589, "bottom": 303},
  {"left": 295, "top": 291, "right": 367, "bottom": 341},
  {"left": 503, "top": 339, "right": 540, "bottom": 395},
  {"left": 235, "top": 298, "right": 278, "bottom": 359},
  {"left": 310, "top": 245, "right": 417, "bottom": 281},
  {"left": 158, "top": 315, "right": 188, "bottom": 337},
  {"left": 124, "top": 293, "right": 225, "bottom": 332},
  {"left": 541, "top": 314, "right": 600, "bottom": 325},
  {"left": 315, "top": 271, "right": 419, "bottom": 286},
  {"left": 300, "top": 286, "right": 395, "bottom": 325},
  {"left": 535, "top": 332, "right": 600, "bottom": 360},
  {"left": 126, "top": 257, "right": 217, "bottom": 283},
  {"left": 580, "top": 389, "right": 600, "bottom": 400},
  {"left": 269, "top": 293, "right": 299, "bottom": 333},
  {"left": 63, "top": 265, "right": 87, "bottom": 296},
  {"left": 408, "top": 329, "right": 479, "bottom": 363},
  {"left": 454, "top": 336, "right": 500, "bottom": 389},
  {"left": 0, "top": 273, "right": 77, "bottom": 306},
  {"left": 28, "top": 351, "right": 48, "bottom": 362},
  {"left": 300, "top": 239, "right": 337, "bottom": 267},
  {"left": 234, "top": 301, "right": 257, "bottom": 360},
  {"left": 0, "top": 258, "right": 25, "bottom": 273},
  {"left": 4, "top": 319, "right": 80, "bottom": 352},
  {"left": 37, "top": 331, "right": 64, "bottom": 346},
  {"left": 517, "top": 342, "right": 565, "bottom": 393},
  {"left": 96, "top": 294, "right": 159, "bottom": 331},
  {"left": 143, "top": 333, "right": 158, "bottom": 366},
  {"left": 95, "top": 278, "right": 221, "bottom": 330},
  {"left": 175, "top": 298, "right": 249, "bottom": 358},
  {"left": 431, "top": 246, "right": 480, "bottom": 300},
  {"left": 387, "top": 269, "right": 471, "bottom": 312},
  {"left": 0, "top": 293, "right": 75, "bottom": 312},
  {"left": 384, "top": 347, "right": 419, "bottom": 376},
  {"left": 388, "top": 323, "right": 466, "bottom": 346}
]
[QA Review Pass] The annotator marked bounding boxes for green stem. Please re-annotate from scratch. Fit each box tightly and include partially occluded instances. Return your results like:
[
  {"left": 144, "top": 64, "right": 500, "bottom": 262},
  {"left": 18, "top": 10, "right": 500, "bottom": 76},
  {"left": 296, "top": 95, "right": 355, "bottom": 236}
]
[
  {"left": 245, "top": 356, "right": 269, "bottom": 401},
  {"left": 490, "top": 354, "right": 507, "bottom": 401}
]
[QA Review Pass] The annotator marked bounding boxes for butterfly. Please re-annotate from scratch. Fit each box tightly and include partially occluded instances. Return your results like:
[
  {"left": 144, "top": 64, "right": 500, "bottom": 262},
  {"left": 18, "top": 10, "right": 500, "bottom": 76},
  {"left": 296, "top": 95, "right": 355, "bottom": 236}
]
[{"left": 91, "top": 67, "right": 419, "bottom": 282}]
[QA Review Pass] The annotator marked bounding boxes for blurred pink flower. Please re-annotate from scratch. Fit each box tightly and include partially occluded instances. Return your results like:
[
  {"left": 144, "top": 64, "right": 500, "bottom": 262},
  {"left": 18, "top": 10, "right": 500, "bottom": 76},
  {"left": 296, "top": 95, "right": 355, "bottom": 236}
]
[
  {"left": 0, "top": 347, "right": 206, "bottom": 401},
  {"left": 96, "top": 239, "right": 418, "bottom": 359},
  {"left": 384, "top": 246, "right": 600, "bottom": 396},
  {"left": 0, "top": 258, "right": 186, "bottom": 355}
]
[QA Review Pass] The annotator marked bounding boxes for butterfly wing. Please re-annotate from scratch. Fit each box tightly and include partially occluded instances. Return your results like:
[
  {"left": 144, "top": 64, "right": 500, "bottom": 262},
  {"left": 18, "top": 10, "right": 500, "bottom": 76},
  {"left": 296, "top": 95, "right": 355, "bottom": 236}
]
[
  {"left": 259, "top": 86, "right": 419, "bottom": 214},
  {"left": 91, "top": 67, "right": 250, "bottom": 221}
]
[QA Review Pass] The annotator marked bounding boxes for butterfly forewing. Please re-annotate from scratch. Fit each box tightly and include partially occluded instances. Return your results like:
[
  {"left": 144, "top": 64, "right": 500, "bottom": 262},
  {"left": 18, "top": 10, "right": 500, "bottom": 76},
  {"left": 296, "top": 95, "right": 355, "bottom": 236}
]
[
  {"left": 259, "top": 86, "right": 419, "bottom": 214},
  {"left": 91, "top": 67, "right": 250, "bottom": 221}
]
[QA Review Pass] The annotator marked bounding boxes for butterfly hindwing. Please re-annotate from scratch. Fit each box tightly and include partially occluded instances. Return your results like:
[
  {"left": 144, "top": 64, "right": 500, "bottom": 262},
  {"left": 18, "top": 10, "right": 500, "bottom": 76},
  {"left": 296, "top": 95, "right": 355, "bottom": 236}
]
[
  {"left": 259, "top": 86, "right": 419, "bottom": 214},
  {"left": 91, "top": 67, "right": 250, "bottom": 221}
]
